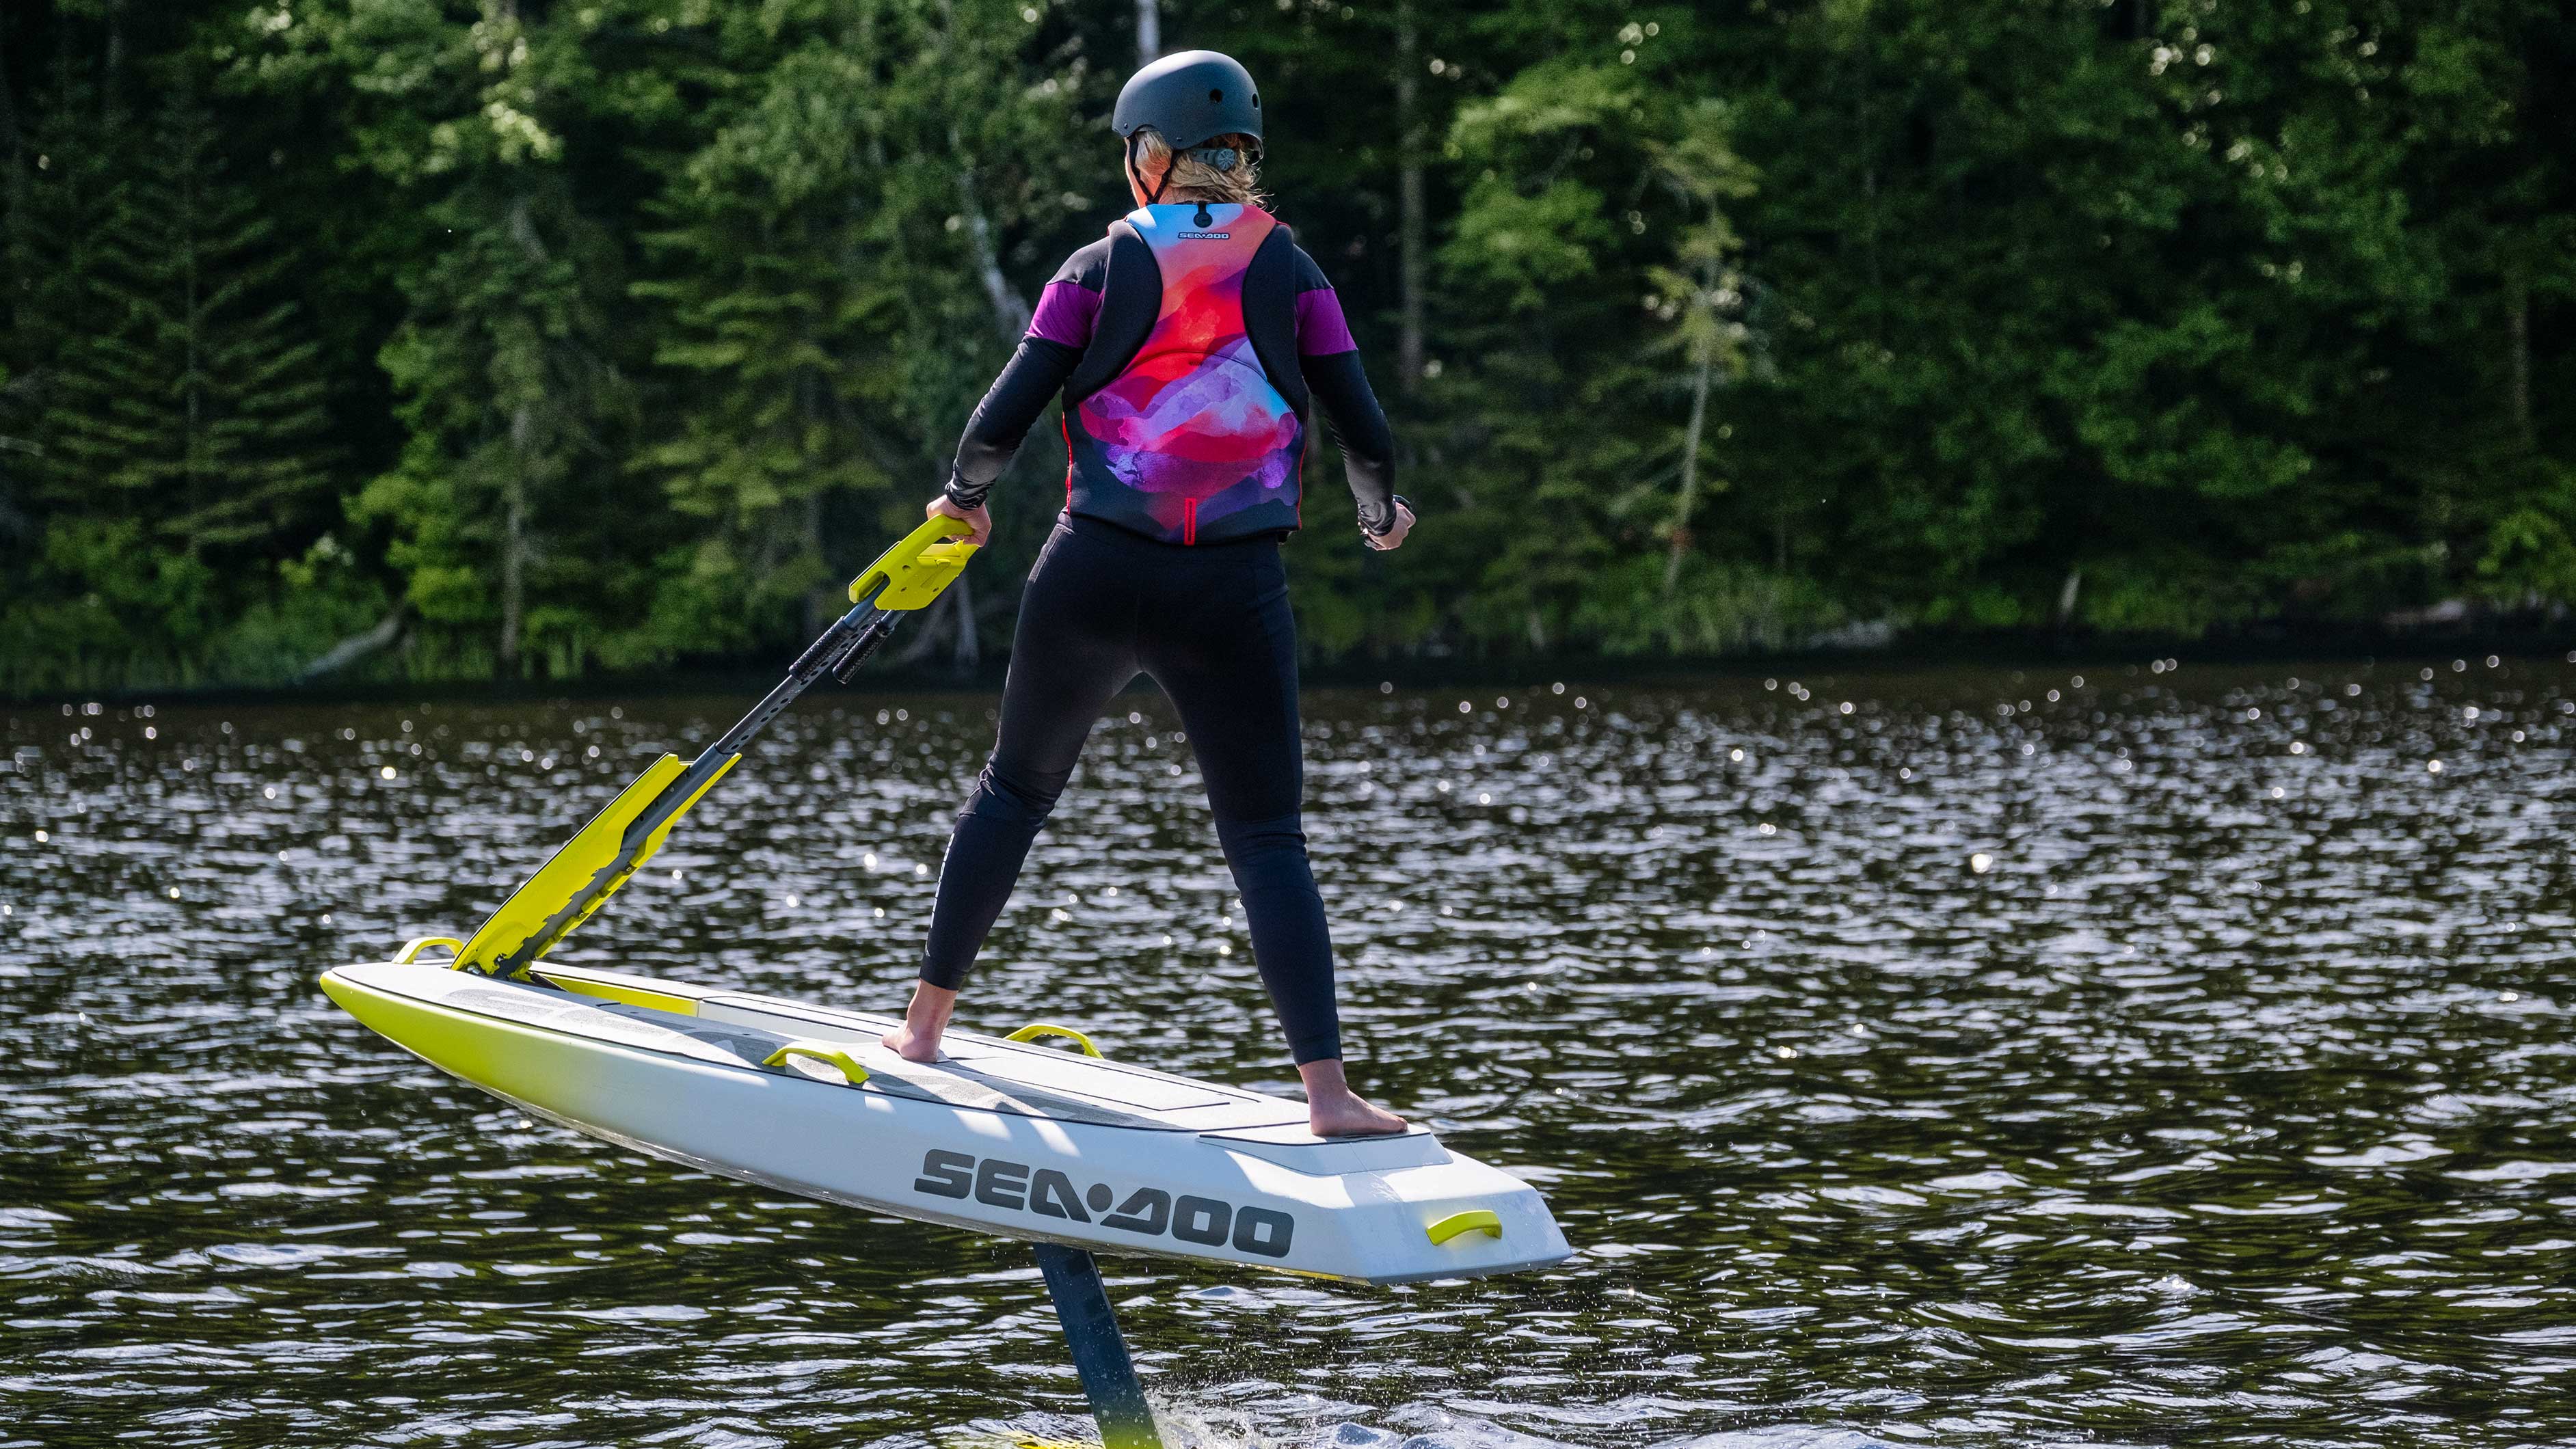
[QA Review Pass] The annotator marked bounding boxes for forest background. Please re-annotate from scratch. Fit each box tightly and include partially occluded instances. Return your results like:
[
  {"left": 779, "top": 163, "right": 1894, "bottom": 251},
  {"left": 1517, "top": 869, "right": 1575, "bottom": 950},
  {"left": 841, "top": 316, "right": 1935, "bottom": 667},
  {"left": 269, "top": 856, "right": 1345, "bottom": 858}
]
[{"left": 1, "top": 0, "right": 2569, "bottom": 692}]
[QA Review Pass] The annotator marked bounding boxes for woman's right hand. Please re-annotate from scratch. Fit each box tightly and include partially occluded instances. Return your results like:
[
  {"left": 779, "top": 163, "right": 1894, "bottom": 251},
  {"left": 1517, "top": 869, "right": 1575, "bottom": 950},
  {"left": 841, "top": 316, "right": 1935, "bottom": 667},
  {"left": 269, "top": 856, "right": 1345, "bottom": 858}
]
[{"left": 929, "top": 493, "right": 992, "bottom": 547}]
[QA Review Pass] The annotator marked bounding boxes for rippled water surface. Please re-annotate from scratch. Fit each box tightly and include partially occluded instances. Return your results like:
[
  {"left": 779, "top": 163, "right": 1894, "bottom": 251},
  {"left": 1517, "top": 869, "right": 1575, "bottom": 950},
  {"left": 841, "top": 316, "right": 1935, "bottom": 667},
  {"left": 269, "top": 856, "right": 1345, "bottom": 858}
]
[{"left": 7, "top": 659, "right": 2576, "bottom": 1448}]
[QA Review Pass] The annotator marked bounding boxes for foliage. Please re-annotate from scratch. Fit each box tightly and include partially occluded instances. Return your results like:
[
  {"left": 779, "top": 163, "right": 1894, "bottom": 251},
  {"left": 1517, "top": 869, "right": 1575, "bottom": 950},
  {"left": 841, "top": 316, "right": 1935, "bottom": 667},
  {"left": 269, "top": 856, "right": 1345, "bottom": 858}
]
[
  {"left": 2, "top": 0, "right": 2571, "bottom": 692},
  {"left": 3, "top": 38, "right": 336, "bottom": 688}
]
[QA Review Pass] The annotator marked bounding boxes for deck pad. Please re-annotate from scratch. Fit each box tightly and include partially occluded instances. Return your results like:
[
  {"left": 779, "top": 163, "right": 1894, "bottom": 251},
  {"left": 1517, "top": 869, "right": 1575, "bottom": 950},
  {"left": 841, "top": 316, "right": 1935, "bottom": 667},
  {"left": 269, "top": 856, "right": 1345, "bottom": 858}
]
[
  {"left": 349, "top": 964, "right": 1305, "bottom": 1132},
  {"left": 697, "top": 993, "right": 1299, "bottom": 1129},
  {"left": 438, "top": 984, "right": 751, "bottom": 1069}
]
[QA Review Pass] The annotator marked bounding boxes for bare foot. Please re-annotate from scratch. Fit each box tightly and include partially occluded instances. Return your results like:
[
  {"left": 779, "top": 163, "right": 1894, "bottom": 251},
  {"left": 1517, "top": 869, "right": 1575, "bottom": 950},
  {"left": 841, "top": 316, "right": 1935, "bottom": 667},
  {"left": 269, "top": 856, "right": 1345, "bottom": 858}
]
[
  {"left": 1297, "top": 1057, "right": 1409, "bottom": 1137},
  {"left": 880, "top": 1023, "right": 942, "bottom": 1063},
  {"left": 882, "top": 979, "right": 956, "bottom": 1064},
  {"left": 1309, "top": 1089, "right": 1409, "bottom": 1138}
]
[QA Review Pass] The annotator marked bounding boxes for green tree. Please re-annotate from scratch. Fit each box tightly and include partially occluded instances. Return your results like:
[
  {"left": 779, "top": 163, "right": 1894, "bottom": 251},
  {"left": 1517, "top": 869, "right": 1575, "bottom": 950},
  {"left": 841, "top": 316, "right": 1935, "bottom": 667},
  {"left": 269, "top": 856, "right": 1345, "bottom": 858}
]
[
  {"left": 8, "top": 0, "right": 2576, "bottom": 690},
  {"left": 252, "top": 0, "right": 653, "bottom": 678},
  {"left": 1434, "top": 25, "right": 1784, "bottom": 653},
  {"left": 624, "top": 26, "right": 891, "bottom": 658},
  {"left": 623, "top": 0, "right": 1091, "bottom": 669},
  {"left": 3, "top": 37, "right": 341, "bottom": 687},
  {"left": 2387, "top": 0, "right": 2576, "bottom": 604},
  {"left": 44, "top": 77, "right": 333, "bottom": 553}
]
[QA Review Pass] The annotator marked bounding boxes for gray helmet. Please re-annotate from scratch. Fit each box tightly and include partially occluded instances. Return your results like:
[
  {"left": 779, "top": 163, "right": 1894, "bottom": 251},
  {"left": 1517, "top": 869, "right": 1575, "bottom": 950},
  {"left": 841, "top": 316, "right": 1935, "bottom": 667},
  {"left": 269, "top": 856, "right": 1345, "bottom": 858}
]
[{"left": 1111, "top": 50, "right": 1263, "bottom": 156}]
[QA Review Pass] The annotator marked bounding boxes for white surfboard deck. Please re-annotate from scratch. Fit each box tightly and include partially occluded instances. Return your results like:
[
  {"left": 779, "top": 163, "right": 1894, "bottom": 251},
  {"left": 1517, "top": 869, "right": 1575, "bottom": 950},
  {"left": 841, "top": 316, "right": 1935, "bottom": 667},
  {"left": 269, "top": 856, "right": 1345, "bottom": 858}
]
[{"left": 321, "top": 958, "right": 1572, "bottom": 1285}]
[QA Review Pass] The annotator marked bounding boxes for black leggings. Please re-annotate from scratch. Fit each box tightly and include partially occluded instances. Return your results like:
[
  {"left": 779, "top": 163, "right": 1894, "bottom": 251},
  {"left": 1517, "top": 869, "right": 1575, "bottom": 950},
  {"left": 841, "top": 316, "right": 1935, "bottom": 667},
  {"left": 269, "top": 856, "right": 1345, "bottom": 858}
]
[{"left": 920, "top": 513, "right": 1342, "bottom": 1064}]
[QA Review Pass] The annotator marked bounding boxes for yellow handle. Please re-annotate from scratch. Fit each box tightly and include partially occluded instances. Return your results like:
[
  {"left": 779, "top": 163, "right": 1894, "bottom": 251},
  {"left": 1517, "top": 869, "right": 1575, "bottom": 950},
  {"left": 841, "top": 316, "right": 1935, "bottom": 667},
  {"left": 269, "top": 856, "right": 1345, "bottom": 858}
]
[
  {"left": 762, "top": 1040, "right": 870, "bottom": 1085},
  {"left": 394, "top": 936, "right": 466, "bottom": 965},
  {"left": 1004, "top": 1022, "right": 1103, "bottom": 1058},
  {"left": 1425, "top": 1210, "right": 1503, "bottom": 1246},
  {"left": 848, "top": 513, "right": 979, "bottom": 610}
]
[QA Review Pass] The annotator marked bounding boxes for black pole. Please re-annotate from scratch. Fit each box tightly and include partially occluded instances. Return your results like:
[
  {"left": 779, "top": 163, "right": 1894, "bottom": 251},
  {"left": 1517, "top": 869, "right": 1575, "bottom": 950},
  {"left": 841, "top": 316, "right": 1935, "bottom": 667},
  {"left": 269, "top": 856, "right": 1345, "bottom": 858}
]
[{"left": 1032, "top": 1243, "right": 1166, "bottom": 1449}]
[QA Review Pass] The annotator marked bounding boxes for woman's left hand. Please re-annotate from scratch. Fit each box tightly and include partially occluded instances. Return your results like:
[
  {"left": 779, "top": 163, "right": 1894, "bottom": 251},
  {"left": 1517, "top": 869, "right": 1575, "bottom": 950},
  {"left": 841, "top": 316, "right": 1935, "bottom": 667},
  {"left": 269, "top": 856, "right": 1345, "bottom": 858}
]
[{"left": 1365, "top": 498, "right": 1416, "bottom": 552}]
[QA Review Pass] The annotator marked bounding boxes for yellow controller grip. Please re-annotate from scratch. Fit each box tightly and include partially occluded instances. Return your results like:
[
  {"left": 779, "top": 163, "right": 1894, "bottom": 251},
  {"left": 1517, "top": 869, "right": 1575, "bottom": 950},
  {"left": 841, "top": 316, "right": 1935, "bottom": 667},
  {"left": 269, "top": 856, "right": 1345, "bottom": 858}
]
[{"left": 849, "top": 513, "right": 980, "bottom": 610}]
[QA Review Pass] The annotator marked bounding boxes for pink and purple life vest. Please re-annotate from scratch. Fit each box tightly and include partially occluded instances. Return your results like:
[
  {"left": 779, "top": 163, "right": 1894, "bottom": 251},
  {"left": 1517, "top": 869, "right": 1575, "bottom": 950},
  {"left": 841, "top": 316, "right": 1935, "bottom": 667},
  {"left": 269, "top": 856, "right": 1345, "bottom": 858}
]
[{"left": 1060, "top": 204, "right": 1306, "bottom": 545}]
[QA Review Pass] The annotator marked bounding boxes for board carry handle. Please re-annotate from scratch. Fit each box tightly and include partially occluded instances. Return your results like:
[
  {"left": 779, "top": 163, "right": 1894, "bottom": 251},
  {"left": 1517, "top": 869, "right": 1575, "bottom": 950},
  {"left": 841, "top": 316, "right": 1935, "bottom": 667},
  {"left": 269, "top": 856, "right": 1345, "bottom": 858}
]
[
  {"left": 393, "top": 936, "right": 466, "bottom": 965},
  {"left": 1425, "top": 1210, "right": 1503, "bottom": 1245},
  {"left": 1005, "top": 1022, "right": 1103, "bottom": 1058},
  {"left": 762, "top": 1041, "right": 871, "bottom": 1085}
]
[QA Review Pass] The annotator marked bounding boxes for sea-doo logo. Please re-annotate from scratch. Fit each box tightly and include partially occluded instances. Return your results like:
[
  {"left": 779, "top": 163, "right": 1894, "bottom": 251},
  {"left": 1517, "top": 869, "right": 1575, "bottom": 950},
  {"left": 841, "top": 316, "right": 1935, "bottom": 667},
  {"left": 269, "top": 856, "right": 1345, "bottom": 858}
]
[
  {"left": 913, "top": 1150, "right": 1294, "bottom": 1258},
  {"left": 1178, "top": 230, "right": 1231, "bottom": 241}
]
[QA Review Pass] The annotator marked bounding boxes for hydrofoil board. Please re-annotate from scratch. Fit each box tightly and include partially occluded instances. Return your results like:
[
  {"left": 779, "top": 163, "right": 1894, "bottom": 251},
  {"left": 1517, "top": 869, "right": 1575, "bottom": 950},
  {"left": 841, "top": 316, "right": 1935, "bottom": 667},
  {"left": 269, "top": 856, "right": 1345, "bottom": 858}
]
[{"left": 322, "top": 945, "right": 1570, "bottom": 1286}]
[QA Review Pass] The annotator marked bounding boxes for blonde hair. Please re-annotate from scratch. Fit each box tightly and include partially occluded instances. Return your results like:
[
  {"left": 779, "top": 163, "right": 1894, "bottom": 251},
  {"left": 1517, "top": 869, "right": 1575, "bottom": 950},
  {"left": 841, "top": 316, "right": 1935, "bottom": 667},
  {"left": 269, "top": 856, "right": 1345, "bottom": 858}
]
[{"left": 1133, "top": 128, "right": 1267, "bottom": 208}]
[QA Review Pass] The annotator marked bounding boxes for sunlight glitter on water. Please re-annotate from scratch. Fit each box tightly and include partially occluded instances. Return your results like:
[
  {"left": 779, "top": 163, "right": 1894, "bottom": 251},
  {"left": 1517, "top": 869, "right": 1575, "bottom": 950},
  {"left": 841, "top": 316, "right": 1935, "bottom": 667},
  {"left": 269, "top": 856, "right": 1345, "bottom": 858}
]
[{"left": 4, "top": 660, "right": 2575, "bottom": 1446}]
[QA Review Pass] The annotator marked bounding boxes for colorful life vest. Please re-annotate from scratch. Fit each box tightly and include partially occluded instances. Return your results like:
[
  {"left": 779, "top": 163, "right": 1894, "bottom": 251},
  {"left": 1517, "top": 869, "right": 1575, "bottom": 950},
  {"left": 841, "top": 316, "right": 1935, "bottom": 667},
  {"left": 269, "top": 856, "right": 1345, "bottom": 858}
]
[{"left": 1063, "top": 204, "right": 1307, "bottom": 545}]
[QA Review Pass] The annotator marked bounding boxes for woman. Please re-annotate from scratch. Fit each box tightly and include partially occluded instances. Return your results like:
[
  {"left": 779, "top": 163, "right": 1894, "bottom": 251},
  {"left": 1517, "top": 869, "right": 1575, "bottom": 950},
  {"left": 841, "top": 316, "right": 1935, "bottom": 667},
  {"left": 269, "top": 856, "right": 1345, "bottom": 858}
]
[{"left": 879, "top": 50, "right": 1414, "bottom": 1139}]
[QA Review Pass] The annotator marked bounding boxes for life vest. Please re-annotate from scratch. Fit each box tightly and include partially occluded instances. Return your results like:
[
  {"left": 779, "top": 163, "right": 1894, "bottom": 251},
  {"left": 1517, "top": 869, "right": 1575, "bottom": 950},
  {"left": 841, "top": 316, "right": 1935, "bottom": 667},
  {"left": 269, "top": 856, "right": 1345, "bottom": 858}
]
[{"left": 1062, "top": 203, "right": 1309, "bottom": 545}]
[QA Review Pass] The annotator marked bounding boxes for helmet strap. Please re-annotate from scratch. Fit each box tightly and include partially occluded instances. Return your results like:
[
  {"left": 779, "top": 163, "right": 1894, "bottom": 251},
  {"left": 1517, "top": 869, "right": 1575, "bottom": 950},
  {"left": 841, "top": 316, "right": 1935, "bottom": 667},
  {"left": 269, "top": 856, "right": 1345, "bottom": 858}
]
[{"left": 1125, "top": 133, "right": 1173, "bottom": 207}]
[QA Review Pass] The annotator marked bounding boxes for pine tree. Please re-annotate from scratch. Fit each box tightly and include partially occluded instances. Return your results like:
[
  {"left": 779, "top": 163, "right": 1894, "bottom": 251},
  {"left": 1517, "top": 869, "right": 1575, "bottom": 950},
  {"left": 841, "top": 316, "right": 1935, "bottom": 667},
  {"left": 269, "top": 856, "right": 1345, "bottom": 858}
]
[
  {"left": 622, "top": 0, "right": 1090, "bottom": 669},
  {"left": 625, "top": 23, "right": 909, "bottom": 662},
  {"left": 0, "top": 11, "right": 35, "bottom": 538},
  {"left": 144, "top": 81, "right": 334, "bottom": 552},
  {"left": 357, "top": 167, "right": 637, "bottom": 678},
  {"left": 258, "top": 0, "right": 650, "bottom": 679},
  {"left": 1641, "top": 99, "right": 1756, "bottom": 598},
  {"left": 1, "top": 40, "right": 176, "bottom": 684},
  {"left": 18, "top": 68, "right": 335, "bottom": 681}
]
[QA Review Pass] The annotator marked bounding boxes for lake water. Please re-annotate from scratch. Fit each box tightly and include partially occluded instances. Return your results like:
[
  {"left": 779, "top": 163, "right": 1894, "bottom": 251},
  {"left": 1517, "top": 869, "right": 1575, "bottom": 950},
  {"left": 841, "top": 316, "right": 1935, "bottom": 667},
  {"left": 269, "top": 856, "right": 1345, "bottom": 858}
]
[{"left": 5, "top": 658, "right": 2573, "bottom": 1448}]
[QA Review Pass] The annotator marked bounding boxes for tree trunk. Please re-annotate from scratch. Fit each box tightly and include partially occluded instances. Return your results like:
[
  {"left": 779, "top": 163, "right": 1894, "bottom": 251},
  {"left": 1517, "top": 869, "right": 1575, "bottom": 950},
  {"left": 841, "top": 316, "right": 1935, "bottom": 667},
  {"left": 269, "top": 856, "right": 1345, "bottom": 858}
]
[
  {"left": 299, "top": 606, "right": 407, "bottom": 681},
  {"left": 2508, "top": 264, "right": 2533, "bottom": 452},
  {"left": 803, "top": 461, "right": 829, "bottom": 639},
  {"left": 953, "top": 147, "right": 1032, "bottom": 340},
  {"left": 796, "top": 358, "right": 833, "bottom": 638},
  {"left": 0, "top": 16, "right": 23, "bottom": 218},
  {"left": 949, "top": 569, "right": 979, "bottom": 671},
  {"left": 0, "top": 29, "right": 25, "bottom": 471},
  {"left": 1395, "top": 1, "right": 1426, "bottom": 394},
  {"left": 179, "top": 106, "right": 203, "bottom": 492},
  {"left": 0, "top": 33, "right": 29, "bottom": 476},
  {"left": 1135, "top": 0, "right": 1160, "bottom": 65},
  {"left": 499, "top": 185, "right": 544, "bottom": 678},
  {"left": 102, "top": 0, "right": 126, "bottom": 123},
  {"left": 1664, "top": 261, "right": 1717, "bottom": 597},
  {"left": 502, "top": 407, "right": 530, "bottom": 675},
  {"left": 1853, "top": 32, "right": 1880, "bottom": 337},
  {"left": 1663, "top": 354, "right": 1712, "bottom": 595}
]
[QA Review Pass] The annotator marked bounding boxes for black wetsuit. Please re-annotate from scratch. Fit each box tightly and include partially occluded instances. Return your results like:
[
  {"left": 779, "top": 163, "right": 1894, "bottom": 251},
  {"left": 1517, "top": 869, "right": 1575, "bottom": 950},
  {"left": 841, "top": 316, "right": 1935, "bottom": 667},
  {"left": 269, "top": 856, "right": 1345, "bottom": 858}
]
[{"left": 919, "top": 203, "right": 1397, "bottom": 1065}]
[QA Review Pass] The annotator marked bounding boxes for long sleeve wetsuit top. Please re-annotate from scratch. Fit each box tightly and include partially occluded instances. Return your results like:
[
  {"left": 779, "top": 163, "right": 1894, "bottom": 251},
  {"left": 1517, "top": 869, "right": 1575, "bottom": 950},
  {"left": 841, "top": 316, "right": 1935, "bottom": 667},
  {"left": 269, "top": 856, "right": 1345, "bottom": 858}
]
[{"left": 943, "top": 202, "right": 1399, "bottom": 542}]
